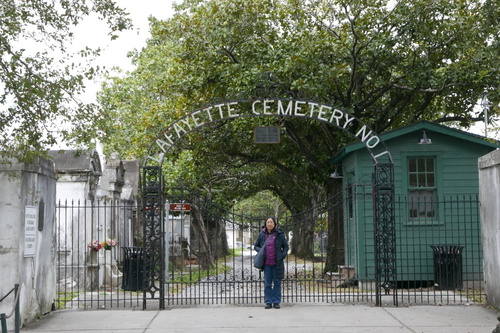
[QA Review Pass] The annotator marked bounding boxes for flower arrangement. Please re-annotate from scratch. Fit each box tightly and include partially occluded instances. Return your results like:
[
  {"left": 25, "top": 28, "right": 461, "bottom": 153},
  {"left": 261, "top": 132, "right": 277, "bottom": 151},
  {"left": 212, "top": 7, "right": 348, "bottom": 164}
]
[
  {"left": 88, "top": 239, "right": 117, "bottom": 251},
  {"left": 88, "top": 240, "right": 102, "bottom": 251},
  {"left": 102, "top": 238, "right": 117, "bottom": 250}
]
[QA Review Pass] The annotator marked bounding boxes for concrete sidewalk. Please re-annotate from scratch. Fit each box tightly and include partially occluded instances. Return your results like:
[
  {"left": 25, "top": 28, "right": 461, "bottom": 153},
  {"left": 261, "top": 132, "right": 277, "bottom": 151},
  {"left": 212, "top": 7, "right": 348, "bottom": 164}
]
[{"left": 21, "top": 303, "right": 499, "bottom": 333}]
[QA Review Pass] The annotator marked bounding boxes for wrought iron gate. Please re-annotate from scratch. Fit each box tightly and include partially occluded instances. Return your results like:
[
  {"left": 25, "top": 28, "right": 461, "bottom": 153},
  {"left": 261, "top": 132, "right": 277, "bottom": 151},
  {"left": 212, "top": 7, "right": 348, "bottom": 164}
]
[
  {"left": 139, "top": 170, "right": 484, "bottom": 308},
  {"left": 141, "top": 178, "right": 378, "bottom": 307},
  {"left": 54, "top": 188, "right": 485, "bottom": 309}
]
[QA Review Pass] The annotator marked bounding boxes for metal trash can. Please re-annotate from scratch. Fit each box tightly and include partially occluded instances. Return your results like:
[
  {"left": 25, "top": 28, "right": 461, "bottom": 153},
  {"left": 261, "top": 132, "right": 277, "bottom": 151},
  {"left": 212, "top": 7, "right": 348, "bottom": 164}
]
[
  {"left": 121, "top": 247, "right": 144, "bottom": 291},
  {"left": 430, "top": 245, "right": 465, "bottom": 290}
]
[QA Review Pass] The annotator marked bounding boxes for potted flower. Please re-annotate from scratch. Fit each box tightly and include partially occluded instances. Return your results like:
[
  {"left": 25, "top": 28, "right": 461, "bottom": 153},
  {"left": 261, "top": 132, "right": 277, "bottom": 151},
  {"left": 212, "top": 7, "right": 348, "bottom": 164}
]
[
  {"left": 101, "top": 238, "right": 117, "bottom": 250},
  {"left": 88, "top": 240, "right": 102, "bottom": 251}
]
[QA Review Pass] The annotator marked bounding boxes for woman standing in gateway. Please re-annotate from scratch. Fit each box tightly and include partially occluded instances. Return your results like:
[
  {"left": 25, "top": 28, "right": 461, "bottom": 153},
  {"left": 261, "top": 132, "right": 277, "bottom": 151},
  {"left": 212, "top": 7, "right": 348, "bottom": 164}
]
[{"left": 253, "top": 217, "right": 289, "bottom": 309}]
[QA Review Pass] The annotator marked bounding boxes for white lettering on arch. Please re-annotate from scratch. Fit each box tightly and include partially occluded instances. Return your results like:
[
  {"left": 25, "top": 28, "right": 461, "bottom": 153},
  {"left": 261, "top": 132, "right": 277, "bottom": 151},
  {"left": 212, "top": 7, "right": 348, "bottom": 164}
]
[
  {"left": 227, "top": 102, "right": 239, "bottom": 117},
  {"left": 294, "top": 101, "right": 306, "bottom": 116},
  {"left": 355, "top": 125, "right": 373, "bottom": 142},
  {"left": 277, "top": 100, "right": 293, "bottom": 116},
  {"left": 263, "top": 100, "right": 274, "bottom": 115},
  {"left": 179, "top": 118, "right": 193, "bottom": 131},
  {"left": 191, "top": 110, "right": 204, "bottom": 127},
  {"left": 316, "top": 105, "right": 330, "bottom": 122},
  {"left": 329, "top": 109, "right": 343, "bottom": 126},
  {"left": 366, "top": 135, "right": 380, "bottom": 149},
  {"left": 252, "top": 100, "right": 262, "bottom": 114},
  {"left": 173, "top": 123, "right": 187, "bottom": 137},
  {"left": 145, "top": 99, "right": 390, "bottom": 166}
]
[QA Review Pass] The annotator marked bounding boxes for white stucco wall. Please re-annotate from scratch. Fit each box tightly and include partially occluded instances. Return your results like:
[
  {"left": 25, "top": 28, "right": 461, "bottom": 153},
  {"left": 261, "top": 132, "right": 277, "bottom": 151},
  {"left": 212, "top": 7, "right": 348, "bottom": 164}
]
[
  {"left": 0, "top": 158, "right": 56, "bottom": 329},
  {"left": 478, "top": 149, "right": 500, "bottom": 309},
  {"left": 52, "top": 150, "right": 133, "bottom": 291},
  {"left": 51, "top": 151, "right": 103, "bottom": 291}
]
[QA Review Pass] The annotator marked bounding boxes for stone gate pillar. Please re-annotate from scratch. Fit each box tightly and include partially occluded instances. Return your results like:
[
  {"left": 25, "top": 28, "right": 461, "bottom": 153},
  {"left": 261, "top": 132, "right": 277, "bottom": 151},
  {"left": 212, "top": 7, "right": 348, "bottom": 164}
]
[{"left": 478, "top": 150, "right": 500, "bottom": 309}]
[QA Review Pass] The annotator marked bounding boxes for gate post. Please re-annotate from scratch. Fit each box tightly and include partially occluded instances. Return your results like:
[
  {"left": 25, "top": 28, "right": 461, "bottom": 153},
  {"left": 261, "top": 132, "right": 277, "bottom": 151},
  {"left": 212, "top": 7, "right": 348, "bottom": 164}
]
[
  {"left": 373, "top": 162, "right": 397, "bottom": 306},
  {"left": 142, "top": 166, "right": 165, "bottom": 309}
]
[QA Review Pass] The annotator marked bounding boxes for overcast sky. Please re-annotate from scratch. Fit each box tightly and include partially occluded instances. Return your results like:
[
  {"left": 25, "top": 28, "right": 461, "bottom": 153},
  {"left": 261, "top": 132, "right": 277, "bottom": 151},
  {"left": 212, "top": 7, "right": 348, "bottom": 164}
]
[
  {"left": 48, "top": 1, "right": 175, "bottom": 150},
  {"left": 72, "top": 0, "right": 493, "bottom": 140},
  {"left": 74, "top": 0, "right": 175, "bottom": 102}
]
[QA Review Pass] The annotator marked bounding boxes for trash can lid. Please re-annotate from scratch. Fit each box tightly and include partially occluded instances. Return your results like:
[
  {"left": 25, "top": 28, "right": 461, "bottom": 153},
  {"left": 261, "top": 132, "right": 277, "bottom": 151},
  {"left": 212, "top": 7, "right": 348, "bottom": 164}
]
[{"left": 430, "top": 245, "right": 465, "bottom": 254}]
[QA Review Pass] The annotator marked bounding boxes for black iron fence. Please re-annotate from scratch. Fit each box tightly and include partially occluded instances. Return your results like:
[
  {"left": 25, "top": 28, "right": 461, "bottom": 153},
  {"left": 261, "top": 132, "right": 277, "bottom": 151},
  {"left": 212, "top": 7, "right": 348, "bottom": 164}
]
[
  {"left": 55, "top": 193, "right": 485, "bottom": 309},
  {"left": 55, "top": 199, "right": 142, "bottom": 310},
  {"left": 394, "top": 194, "right": 484, "bottom": 305}
]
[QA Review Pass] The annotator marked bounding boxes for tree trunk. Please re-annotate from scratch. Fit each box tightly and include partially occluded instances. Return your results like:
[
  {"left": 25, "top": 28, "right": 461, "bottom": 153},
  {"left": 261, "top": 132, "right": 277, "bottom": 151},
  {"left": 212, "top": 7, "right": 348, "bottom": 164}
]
[
  {"left": 290, "top": 209, "right": 316, "bottom": 260},
  {"left": 324, "top": 180, "right": 345, "bottom": 273},
  {"left": 190, "top": 204, "right": 216, "bottom": 269}
]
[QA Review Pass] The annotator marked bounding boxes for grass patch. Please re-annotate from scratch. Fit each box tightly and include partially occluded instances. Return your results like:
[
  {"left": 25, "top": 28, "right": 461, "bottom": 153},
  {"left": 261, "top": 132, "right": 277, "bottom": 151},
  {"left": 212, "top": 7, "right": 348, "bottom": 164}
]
[
  {"left": 55, "top": 291, "right": 79, "bottom": 310},
  {"left": 457, "top": 288, "right": 486, "bottom": 304},
  {"left": 167, "top": 259, "right": 232, "bottom": 294}
]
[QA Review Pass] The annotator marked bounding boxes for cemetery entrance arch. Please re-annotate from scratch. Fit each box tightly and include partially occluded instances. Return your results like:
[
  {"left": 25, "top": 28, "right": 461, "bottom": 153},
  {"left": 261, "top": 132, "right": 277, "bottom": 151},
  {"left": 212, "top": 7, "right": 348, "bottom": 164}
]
[{"left": 141, "top": 98, "right": 395, "bottom": 308}]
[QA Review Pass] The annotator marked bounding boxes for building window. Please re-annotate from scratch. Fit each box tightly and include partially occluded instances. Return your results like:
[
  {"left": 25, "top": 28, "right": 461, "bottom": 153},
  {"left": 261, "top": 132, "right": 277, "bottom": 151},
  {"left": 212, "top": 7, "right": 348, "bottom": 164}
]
[{"left": 408, "top": 157, "right": 435, "bottom": 218}]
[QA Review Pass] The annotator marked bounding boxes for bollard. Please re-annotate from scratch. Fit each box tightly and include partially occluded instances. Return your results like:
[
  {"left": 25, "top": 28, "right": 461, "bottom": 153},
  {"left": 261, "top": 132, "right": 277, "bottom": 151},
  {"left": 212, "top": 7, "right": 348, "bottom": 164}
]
[
  {"left": 14, "top": 284, "right": 19, "bottom": 333},
  {"left": 1, "top": 313, "right": 7, "bottom": 333}
]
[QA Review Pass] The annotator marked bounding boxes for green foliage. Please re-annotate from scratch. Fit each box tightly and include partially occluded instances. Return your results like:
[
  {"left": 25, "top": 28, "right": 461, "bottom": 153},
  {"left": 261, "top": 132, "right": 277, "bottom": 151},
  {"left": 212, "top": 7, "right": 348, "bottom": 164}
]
[
  {"left": 99, "top": 0, "right": 499, "bottom": 213},
  {"left": 234, "top": 190, "right": 289, "bottom": 219},
  {"left": 0, "top": 0, "right": 132, "bottom": 162}
]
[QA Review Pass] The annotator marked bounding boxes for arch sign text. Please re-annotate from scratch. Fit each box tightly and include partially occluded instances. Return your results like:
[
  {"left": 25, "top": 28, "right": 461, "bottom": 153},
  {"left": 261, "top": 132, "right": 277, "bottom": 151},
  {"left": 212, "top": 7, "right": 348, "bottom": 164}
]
[{"left": 145, "top": 99, "right": 392, "bottom": 165}]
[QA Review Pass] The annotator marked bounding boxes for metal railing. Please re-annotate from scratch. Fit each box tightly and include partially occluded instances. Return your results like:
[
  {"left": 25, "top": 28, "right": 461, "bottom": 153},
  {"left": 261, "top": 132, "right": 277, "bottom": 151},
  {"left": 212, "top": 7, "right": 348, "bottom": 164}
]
[
  {"left": 1, "top": 284, "right": 20, "bottom": 333},
  {"left": 55, "top": 193, "right": 485, "bottom": 309}
]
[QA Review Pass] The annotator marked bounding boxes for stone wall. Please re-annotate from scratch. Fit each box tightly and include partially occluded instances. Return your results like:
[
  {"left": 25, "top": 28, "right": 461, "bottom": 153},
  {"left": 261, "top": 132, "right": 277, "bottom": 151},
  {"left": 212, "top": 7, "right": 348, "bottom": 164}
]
[
  {"left": 0, "top": 150, "right": 139, "bottom": 328},
  {"left": 478, "top": 149, "right": 500, "bottom": 309},
  {"left": 0, "top": 157, "right": 56, "bottom": 328}
]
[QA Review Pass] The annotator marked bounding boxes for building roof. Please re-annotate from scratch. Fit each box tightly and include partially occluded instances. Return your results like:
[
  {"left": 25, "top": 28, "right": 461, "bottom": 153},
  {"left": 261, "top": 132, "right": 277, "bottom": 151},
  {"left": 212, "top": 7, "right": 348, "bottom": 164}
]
[
  {"left": 332, "top": 120, "right": 499, "bottom": 164},
  {"left": 49, "top": 150, "right": 102, "bottom": 175}
]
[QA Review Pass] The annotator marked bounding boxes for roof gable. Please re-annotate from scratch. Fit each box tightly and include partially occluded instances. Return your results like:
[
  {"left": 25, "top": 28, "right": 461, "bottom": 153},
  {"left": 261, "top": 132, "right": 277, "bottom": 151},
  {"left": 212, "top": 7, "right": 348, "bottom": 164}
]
[{"left": 333, "top": 121, "right": 499, "bottom": 163}]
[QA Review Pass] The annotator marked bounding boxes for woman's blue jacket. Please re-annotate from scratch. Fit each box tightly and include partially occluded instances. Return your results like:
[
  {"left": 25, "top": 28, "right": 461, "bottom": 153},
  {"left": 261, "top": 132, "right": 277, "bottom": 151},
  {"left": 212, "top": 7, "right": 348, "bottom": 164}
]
[{"left": 253, "top": 227, "right": 289, "bottom": 280}]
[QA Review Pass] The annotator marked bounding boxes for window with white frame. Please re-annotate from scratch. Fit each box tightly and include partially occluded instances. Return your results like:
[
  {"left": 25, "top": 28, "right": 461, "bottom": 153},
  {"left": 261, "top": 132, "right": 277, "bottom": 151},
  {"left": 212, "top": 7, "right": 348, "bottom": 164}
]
[{"left": 408, "top": 157, "right": 436, "bottom": 218}]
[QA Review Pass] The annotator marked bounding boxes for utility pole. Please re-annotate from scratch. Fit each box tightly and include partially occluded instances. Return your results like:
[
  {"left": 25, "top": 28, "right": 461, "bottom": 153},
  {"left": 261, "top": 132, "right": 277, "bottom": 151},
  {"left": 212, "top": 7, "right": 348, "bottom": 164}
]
[{"left": 481, "top": 91, "right": 491, "bottom": 138}]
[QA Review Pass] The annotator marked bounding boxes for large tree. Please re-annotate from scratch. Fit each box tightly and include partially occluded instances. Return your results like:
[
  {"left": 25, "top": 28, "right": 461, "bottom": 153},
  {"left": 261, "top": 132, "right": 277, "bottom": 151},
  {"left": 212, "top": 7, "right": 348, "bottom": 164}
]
[
  {"left": 0, "top": 0, "right": 131, "bottom": 162},
  {"left": 99, "top": 0, "right": 499, "bottom": 261}
]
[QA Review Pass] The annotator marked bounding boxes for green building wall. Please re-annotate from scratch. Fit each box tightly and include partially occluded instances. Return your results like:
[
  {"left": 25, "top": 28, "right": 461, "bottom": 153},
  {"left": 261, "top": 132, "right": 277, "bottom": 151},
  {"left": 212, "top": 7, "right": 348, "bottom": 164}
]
[{"left": 338, "top": 122, "right": 496, "bottom": 286}]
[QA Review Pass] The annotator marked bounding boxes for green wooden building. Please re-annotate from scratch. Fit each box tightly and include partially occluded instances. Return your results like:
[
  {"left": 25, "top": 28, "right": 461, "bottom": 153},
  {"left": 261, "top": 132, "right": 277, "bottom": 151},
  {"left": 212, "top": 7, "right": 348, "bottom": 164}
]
[{"left": 332, "top": 120, "right": 498, "bottom": 289}]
